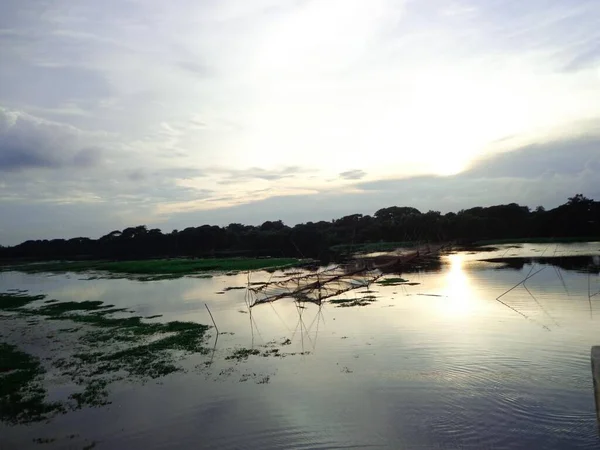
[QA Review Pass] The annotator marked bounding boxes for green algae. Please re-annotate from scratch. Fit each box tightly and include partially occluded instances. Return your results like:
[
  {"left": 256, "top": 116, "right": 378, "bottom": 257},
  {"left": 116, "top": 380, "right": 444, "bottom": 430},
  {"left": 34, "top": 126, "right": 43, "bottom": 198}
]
[
  {"left": 0, "top": 292, "right": 211, "bottom": 424},
  {"left": 330, "top": 295, "right": 378, "bottom": 307},
  {"left": 2, "top": 257, "right": 301, "bottom": 277},
  {"left": 0, "top": 343, "right": 64, "bottom": 424}
]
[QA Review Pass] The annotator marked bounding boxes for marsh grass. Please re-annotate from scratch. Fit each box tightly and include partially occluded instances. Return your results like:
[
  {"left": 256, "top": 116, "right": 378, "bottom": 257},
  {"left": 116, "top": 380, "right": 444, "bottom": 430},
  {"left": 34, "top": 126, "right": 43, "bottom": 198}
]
[
  {"left": 225, "top": 346, "right": 309, "bottom": 361},
  {"left": 226, "top": 348, "right": 261, "bottom": 361},
  {"left": 1, "top": 292, "right": 210, "bottom": 423},
  {"left": 377, "top": 277, "right": 408, "bottom": 286},
  {"left": 0, "top": 293, "right": 45, "bottom": 310},
  {"left": 329, "top": 295, "right": 378, "bottom": 307},
  {"left": 0, "top": 343, "right": 65, "bottom": 424},
  {"left": 1, "top": 257, "right": 301, "bottom": 277}
]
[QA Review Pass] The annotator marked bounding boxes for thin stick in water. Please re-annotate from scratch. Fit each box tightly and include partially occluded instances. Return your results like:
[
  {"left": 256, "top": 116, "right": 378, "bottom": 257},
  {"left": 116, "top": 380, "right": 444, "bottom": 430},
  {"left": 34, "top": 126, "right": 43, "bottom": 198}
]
[
  {"left": 495, "top": 296, "right": 551, "bottom": 331},
  {"left": 205, "top": 303, "right": 219, "bottom": 335},
  {"left": 523, "top": 284, "right": 559, "bottom": 327},
  {"left": 495, "top": 266, "right": 551, "bottom": 331},
  {"left": 590, "top": 272, "right": 593, "bottom": 319},
  {"left": 497, "top": 267, "right": 546, "bottom": 301}
]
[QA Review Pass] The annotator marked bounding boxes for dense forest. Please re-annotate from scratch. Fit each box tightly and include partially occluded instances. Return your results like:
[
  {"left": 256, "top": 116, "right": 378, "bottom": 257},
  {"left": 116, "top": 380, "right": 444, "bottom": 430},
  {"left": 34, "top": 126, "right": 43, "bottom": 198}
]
[{"left": 1, "top": 195, "right": 599, "bottom": 262}]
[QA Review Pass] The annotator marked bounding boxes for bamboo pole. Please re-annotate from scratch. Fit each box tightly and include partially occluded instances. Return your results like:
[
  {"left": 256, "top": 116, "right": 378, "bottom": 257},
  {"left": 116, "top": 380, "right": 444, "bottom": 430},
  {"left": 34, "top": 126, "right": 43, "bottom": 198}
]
[{"left": 205, "top": 303, "right": 219, "bottom": 335}]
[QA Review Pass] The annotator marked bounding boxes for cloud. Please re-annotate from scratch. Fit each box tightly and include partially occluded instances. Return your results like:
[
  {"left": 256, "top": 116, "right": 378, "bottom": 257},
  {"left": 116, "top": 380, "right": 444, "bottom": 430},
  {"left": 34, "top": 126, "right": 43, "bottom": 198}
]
[
  {"left": 562, "top": 42, "right": 600, "bottom": 72},
  {"left": 126, "top": 167, "right": 205, "bottom": 183},
  {"left": 215, "top": 166, "right": 311, "bottom": 184},
  {"left": 0, "top": 63, "right": 112, "bottom": 110},
  {"left": 340, "top": 169, "right": 367, "bottom": 180},
  {"left": 0, "top": 108, "right": 106, "bottom": 172},
  {"left": 0, "top": 108, "right": 209, "bottom": 213},
  {"left": 158, "top": 133, "right": 600, "bottom": 230},
  {"left": 177, "top": 61, "right": 213, "bottom": 77},
  {"left": 353, "top": 133, "right": 600, "bottom": 209},
  {"left": 465, "top": 134, "right": 600, "bottom": 178}
]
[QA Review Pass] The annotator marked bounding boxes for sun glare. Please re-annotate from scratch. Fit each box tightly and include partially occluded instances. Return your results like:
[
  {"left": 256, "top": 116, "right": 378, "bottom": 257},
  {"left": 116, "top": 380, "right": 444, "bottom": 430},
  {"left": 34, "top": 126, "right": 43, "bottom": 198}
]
[{"left": 441, "top": 253, "right": 475, "bottom": 317}]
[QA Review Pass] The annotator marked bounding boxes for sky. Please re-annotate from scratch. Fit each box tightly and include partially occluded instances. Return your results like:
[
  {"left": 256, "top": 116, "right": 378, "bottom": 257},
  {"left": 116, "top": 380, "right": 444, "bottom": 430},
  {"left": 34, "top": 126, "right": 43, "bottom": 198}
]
[{"left": 1, "top": 0, "right": 599, "bottom": 245}]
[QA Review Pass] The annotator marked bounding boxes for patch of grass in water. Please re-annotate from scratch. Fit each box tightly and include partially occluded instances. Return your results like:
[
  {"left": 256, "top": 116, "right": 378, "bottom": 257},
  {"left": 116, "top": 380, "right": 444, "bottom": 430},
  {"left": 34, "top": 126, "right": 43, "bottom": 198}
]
[
  {"left": 0, "top": 293, "right": 46, "bottom": 310},
  {"left": 330, "top": 296, "right": 378, "bottom": 307},
  {"left": 33, "top": 437, "right": 57, "bottom": 444},
  {"left": 58, "top": 327, "right": 80, "bottom": 333},
  {"left": 97, "top": 347, "right": 179, "bottom": 378},
  {"left": 377, "top": 277, "right": 408, "bottom": 286},
  {"left": 1, "top": 291, "right": 212, "bottom": 422},
  {"left": 66, "top": 318, "right": 209, "bottom": 377},
  {"left": 38, "top": 300, "right": 106, "bottom": 314},
  {"left": 223, "top": 286, "right": 246, "bottom": 291},
  {"left": 2, "top": 257, "right": 301, "bottom": 277},
  {"left": 92, "top": 307, "right": 131, "bottom": 316},
  {"left": 0, "top": 343, "right": 64, "bottom": 424},
  {"left": 87, "top": 324, "right": 210, "bottom": 379},
  {"left": 226, "top": 348, "right": 261, "bottom": 361},
  {"left": 69, "top": 379, "right": 110, "bottom": 408}
]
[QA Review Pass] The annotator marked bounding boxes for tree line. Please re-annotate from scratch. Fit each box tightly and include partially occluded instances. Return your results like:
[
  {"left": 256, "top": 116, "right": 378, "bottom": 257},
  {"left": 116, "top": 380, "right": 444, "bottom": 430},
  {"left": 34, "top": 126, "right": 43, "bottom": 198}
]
[{"left": 1, "top": 195, "right": 598, "bottom": 262}]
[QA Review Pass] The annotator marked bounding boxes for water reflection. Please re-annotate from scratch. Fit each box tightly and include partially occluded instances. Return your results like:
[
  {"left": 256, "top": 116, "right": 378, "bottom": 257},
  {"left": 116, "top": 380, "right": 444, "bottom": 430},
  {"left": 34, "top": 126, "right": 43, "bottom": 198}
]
[
  {"left": 442, "top": 253, "right": 474, "bottom": 317},
  {"left": 484, "top": 255, "right": 600, "bottom": 273}
]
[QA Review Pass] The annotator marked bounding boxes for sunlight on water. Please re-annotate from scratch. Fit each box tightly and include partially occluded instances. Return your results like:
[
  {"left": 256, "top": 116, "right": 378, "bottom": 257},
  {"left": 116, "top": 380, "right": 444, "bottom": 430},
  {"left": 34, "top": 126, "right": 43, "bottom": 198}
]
[{"left": 441, "top": 253, "right": 475, "bottom": 318}]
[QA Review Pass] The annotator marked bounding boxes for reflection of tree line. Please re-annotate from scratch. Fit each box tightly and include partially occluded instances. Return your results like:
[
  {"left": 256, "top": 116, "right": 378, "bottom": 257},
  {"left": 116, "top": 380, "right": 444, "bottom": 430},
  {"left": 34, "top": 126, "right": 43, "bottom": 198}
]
[
  {"left": 1, "top": 195, "right": 598, "bottom": 262},
  {"left": 484, "top": 256, "right": 600, "bottom": 274}
]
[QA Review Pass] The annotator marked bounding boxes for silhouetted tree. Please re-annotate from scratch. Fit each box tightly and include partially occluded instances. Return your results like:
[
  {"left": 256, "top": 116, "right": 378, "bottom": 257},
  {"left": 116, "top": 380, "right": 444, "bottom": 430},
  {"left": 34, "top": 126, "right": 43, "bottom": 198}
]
[{"left": 1, "top": 195, "right": 598, "bottom": 262}]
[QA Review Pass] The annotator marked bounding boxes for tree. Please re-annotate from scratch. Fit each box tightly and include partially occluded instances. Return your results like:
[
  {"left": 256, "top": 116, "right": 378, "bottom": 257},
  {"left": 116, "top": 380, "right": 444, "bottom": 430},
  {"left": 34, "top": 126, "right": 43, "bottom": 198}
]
[{"left": 568, "top": 194, "right": 591, "bottom": 205}]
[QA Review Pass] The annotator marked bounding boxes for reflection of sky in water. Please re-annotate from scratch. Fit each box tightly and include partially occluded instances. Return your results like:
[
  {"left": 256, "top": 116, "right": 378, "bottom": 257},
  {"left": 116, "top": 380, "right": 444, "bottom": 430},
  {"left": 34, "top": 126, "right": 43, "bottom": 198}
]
[{"left": 1, "top": 242, "right": 600, "bottom": 449}]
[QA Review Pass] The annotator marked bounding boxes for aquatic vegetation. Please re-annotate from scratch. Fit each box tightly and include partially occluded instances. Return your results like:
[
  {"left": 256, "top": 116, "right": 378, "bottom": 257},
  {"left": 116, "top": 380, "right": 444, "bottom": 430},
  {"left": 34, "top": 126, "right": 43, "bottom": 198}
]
[
  {"left": 377, "top": 277, "right": 408, "bottom": 286},
  {"left": 32, "top": 437, "right": 57, "bottom": 444},
  {"left": 57, "top": 319, "right": 210, "bottom": 378},
  {"left": 223, "top": 286, "right": 246, "bottom": 291},
  {"left": 0, "top": 292, "right": 211, "bottom": 423},
  {"left": 0, "top": 343, "right": 65, "bottom": 424},
  {"left": 69, "top": 380, "right": 110, "bottom": 408},
  {"left": 225, "top": 345, "right": 310, "bottom": 361},
  {"left": 376, "top": 277, "right": 421, "bottom": 287},
  {"left": 0, "top": 293, "right": 45, "bottom": 310},
  {"left": 226, "top": 348, "right": 261, "bottom": 361},
  {"left": 1, "top": 257, "right": 301, "bottom": 277},
  {"left": 330, "top": 296, "right": 378, "bottom": 307}
]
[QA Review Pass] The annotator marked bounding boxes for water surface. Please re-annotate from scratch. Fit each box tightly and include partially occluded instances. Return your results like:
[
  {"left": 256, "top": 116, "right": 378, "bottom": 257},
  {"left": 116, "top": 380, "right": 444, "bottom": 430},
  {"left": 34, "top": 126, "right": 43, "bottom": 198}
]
[{"left": 2, "top": 242, "right": 600, "bottom": 449}]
